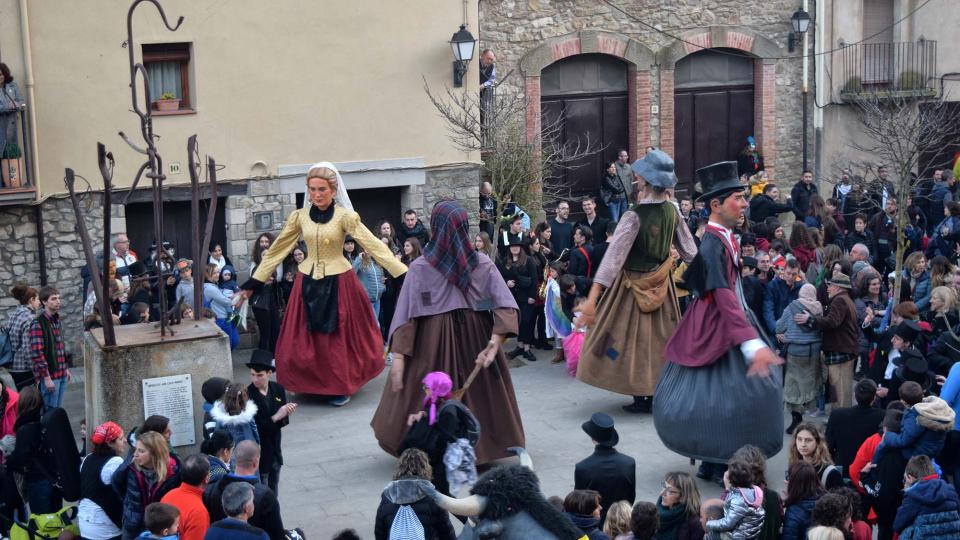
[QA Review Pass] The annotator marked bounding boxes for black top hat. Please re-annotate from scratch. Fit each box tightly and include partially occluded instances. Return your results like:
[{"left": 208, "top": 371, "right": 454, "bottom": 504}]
[
  {"left": 245, "top": 349, "right": 276, "bottom": 372},
  {"left": 128, "top": 261, "right": 148, "bottom": 277},
  {"left": 893, "top": 320, "right": 921, "bottom": 344},
  {"left": 581, "top": 412, "right": 619, "bottom": 447},
  {"left": 895, "top": 348, "right": 932, "bottom": 391},
  {"left": 695, "top": 161, "right": 745, "bottom": 203},
  {"left": 506, "top": 236, "right": 527, "bottom": 248}
]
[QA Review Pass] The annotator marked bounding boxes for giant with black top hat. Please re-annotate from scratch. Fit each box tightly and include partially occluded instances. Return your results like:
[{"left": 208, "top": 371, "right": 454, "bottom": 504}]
[{"left": 695, "top": 161, "right": 745, "bottom": 203}]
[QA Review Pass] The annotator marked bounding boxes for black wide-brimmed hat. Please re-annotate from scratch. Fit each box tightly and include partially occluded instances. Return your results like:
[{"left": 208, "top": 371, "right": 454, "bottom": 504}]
[
  {"left": 895, "top": 348, "right": 933, "bottom": 391},
  {"left": 695, "top": 161, "right": 745, "bottom": 202},
  {"left": 245, "top": 349, "right": 276, "bottom": 372},
  {"left": 582, "top": 412, "right": 619, "bottom": 447}
]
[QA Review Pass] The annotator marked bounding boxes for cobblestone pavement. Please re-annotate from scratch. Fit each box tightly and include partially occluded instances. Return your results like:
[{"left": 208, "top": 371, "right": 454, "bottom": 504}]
[{"left": 55, "top": 344, "right": 796, "bottom": 539}]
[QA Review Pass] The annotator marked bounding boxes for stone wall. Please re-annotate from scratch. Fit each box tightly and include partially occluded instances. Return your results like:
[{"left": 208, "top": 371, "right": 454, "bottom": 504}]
[
  {"left": 480, "top": 0, "right": 809, "bottom": 182},
  {"left": 424, "top": 164, "right": 482, "bottom": 228},
  {"left": 0, "top": 197, "right": 104, "bottom": 356}
]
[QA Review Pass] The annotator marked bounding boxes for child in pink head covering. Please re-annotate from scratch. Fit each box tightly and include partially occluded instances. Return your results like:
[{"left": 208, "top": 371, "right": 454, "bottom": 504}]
[
  {"left": 421, "top": 371, "right": 453, "bottom": 425},
  {"left": 400, "top": 371, "right": 479, "bottom": 496}
]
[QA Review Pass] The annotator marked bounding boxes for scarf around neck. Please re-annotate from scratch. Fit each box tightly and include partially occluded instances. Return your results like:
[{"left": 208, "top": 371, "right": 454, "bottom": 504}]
[{"left": 654, "top": 497, "right": 686, "bottom": 540}]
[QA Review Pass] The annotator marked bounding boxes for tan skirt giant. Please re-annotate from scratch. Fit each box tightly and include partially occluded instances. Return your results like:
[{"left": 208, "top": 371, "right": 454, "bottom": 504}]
[{"left": 576, "top": 267, "right": 681, "bottom": 396}]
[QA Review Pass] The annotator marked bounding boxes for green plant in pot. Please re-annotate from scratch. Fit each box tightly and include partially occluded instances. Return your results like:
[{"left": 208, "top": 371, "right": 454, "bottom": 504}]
[{"left": 155, "top": 91, "right": 181, "bottom": 111}]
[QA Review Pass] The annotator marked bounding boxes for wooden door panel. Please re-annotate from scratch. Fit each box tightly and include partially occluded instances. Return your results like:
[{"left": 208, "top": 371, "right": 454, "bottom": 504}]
[
  {"left": 674, "top": 85, "right": 754, "bottom": 195},
  {"left": 563, "top": 96, "right": 603, "bottom": 200},
  {"left": 602, "top": 95, "right": 628, "bottom": 164},
  {"left": 674, "top": 92, "right": 695, "bottom": 195},
  {"left": 693, "top": 90, "right": 730, "bottom": 170},
  {"left": 542, "top": 93, "right": 628, "bottom": 215},
  {"left": 728, "top": 88, "right": 756, "bottom": 165}
]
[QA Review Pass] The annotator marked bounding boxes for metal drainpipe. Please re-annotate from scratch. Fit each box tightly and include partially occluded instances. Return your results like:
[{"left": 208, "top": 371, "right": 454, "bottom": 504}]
[
  {"left": 18, "top": 0, "right": 40, "bottom": 186},
  {"left": 34, "top": 203, "right": 47, "bottom": 286}
]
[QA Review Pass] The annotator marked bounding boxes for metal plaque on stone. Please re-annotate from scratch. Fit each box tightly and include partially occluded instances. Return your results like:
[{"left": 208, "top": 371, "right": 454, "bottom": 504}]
[{"left": 142, "top": 374, "right": 196, "bottom": 447}]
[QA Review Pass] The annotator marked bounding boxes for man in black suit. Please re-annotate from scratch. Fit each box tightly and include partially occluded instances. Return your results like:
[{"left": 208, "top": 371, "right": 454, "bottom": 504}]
[
  {"left": 574, "top": 413, "right": 636, "bottom": 526},
  {"left": 825, "top": 378, "right": 885, "bottom": 478}
]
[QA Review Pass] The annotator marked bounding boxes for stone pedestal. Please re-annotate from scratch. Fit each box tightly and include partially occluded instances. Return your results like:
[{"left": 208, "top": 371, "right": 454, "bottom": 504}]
[{"left": 83, "top": 319, "right": 232, "bottom": 454}]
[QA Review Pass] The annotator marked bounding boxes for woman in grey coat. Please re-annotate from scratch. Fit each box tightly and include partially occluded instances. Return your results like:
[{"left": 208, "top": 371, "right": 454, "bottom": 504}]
[
  {"left": 777, "top": 283, "right": 823, "bottom": 435},
  {"left": 0, "top": 63, "right": 24, "bottom": 163}
]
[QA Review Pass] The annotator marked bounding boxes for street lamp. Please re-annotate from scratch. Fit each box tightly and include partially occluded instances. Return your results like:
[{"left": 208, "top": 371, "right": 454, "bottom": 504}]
[
  {"left": 788, "top": 9, "right": 811, "bottom": 52},
  {"left": 450, "top": 24, "right": 477, "bottom": 88}
]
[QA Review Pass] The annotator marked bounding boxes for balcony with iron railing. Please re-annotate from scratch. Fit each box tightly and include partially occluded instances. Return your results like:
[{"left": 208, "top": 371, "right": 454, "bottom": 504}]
[
  {"left": 838, "top": 40, "right": 938, "bottom": 100},
  {"left": 0, "top": 103, "right": 35, "bottom": 206}
]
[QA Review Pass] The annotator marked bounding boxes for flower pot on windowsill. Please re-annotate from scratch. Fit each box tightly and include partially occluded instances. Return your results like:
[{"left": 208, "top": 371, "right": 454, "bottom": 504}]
[{"left": 154, "top": 99, "right": 181, "bottom": 112}]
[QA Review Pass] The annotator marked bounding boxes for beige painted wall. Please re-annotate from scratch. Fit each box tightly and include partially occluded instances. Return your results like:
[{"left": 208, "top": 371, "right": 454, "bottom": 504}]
[{"left": 0, "top": 0, "right": 479, "bottom": 196}]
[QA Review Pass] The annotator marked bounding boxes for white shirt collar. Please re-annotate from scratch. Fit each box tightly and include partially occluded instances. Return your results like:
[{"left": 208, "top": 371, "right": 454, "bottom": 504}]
[{"left": 707, "top": 221, "right": 733, "bottom": 236}]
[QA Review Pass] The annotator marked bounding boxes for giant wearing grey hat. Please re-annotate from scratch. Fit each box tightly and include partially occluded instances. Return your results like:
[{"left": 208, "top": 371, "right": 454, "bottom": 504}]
[
  {"left": 631, "top": 149, "right": 679, "bottom": 189},
  {"left": 576, "top": 149, "right": 699, "bottom": 412}
]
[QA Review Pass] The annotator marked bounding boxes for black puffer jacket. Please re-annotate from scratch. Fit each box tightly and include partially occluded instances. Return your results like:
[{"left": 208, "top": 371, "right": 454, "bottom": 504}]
[{"left": 374, "top": 479, "right": 456, "bottom": 540}]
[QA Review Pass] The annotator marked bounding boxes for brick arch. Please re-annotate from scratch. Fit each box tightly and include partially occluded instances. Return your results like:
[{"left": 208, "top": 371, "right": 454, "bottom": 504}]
[
  {"left": 519, "top": 30, "right": 655, "bottom": 155},
  {"left": 656, "top": 26, "right": 782, "bottom": 177}
]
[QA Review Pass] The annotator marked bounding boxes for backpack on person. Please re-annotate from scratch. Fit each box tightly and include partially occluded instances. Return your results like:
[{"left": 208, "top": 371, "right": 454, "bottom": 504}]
[
  {"left": 820, "top": 464, "right": 841, "bottom": 488},
  {"left": 0, "top": 324, "right": 14, "bottom": 367},
  {"left": 438, "top": 399, "right": 480, "bottom": 447},
  {"left": 389, "top": 505, "right": 425, "bottom": 540},
  {"left": 8, "top": 505, "right": 80, "bottom": 540},
  {"left": 37, "top": 408, "right": 82, "bottom": 502}
]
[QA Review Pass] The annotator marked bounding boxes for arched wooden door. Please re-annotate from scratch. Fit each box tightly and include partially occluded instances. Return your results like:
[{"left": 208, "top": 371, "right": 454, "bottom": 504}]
[
  {"left": 541, "top": 54, "right": 629, "bottom": 217},
  {"left": 674, "top": 48, "right": 755, "bottom": 196}
]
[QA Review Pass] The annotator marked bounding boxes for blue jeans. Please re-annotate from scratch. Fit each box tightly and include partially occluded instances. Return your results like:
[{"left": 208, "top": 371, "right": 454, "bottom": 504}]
[
  {"left": 24, "top": 478, "right": 61, "bottom": 514},
  {"left": 608, "top": 198, "right": 629, "bottom": 223},
  {"left": 41, "top": 377, "right": 68, "bottom": 410},
  {"left": 215, "top": 318, "right": 239, "bottom": 349},
  {"left": 371, "top": 298, "right": 381, "bottom": 324}
]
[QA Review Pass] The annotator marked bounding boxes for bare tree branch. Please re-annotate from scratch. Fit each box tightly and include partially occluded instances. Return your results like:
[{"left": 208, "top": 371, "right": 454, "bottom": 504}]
[
  {"left": 821, "top": 93, "right": 960, "bottom": 304},
  {"left": 425, "top": 76, "right": 605, "bottom": 248}
]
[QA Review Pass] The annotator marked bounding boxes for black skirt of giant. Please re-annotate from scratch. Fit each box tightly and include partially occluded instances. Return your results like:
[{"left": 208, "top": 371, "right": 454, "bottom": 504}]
[{"left": 654, "top": 232, "right": 783, "bottom": 462}]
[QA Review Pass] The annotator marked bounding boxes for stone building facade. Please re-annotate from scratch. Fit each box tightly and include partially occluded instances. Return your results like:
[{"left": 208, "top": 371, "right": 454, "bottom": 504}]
[
  {"left": 0, "top": 198, "right": 108, "bottom": 355},
  {"left": 480, "top": 0, "right": 809, "bottom": 194}
]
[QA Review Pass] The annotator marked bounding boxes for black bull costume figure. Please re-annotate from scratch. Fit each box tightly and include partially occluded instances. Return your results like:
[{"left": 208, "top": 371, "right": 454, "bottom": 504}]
[{"left": 426, "top": 448, "right": 584, "bottom": 540}]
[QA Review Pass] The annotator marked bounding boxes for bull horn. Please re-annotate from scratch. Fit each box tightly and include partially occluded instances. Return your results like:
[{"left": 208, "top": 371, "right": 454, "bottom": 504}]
[
  {"left": 508, "top": 446, "right": 534, "bottom": 470},
  {"left": 423, "top": 484, "right": 487, "bottom": 516}
]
